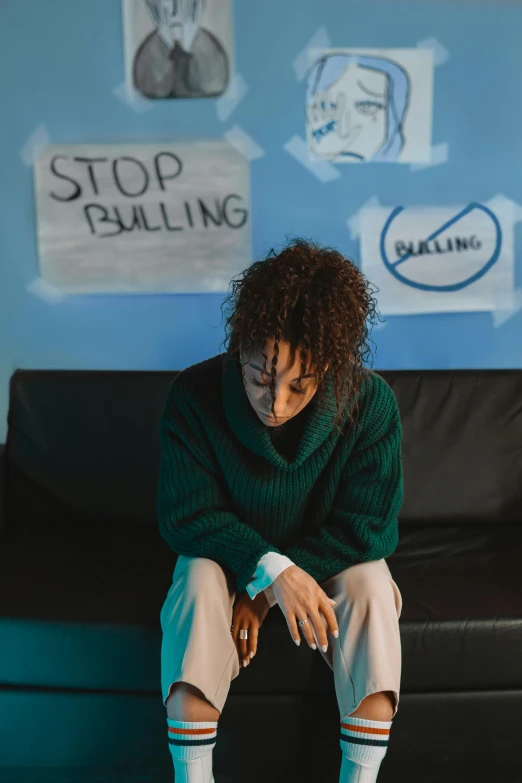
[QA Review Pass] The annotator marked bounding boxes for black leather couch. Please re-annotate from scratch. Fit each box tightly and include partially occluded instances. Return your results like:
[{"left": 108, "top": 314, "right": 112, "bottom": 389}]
[{"left": 1, "top": 368, "right": 521, "bottom": 783}]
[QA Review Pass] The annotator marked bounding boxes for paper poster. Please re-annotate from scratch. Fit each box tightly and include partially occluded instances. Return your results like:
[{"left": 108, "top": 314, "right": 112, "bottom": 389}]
[
  {"left": 360, "top": 200, "right": 515, "bottom": 315},
  {"left": 122, "top": 0, "right": 233, "bottom": 99},
  {"left": 305, "top": 48, "right": 433, "bottom": 163},
  {"left": 34, "top": 142, "right": 251, "bottom": 294}
]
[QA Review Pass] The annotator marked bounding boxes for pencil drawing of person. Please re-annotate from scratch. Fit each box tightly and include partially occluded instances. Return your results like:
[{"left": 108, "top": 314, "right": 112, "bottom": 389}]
[
  {"left": 133, "top": 0, "right": 229, "bottom": 99},
  {"left": 306, "top": 54, "right": 410, "bottom": 162}
]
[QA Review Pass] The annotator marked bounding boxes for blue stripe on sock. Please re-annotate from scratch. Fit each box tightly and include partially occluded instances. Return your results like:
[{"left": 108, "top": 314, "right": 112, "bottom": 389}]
[
  {"left": 168, "top": 736, "right": 217, "bottom": 747},
  {"left": 339, "top": 733, "right": 388, "bottom": 747}
]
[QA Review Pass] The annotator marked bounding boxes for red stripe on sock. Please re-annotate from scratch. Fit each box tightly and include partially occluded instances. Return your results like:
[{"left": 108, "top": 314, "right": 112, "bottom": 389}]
[
  {"left": 168, "top": 727, "right": 216, "bottom": 735},
  {"left": 340, "top": 722, "right": 390, "bottom": 735}
]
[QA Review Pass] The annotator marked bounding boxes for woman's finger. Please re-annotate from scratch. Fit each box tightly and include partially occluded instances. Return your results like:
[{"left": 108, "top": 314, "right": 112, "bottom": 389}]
[
  {"left": 297, "top": 613, "right": 318, "bottom": 649},
  {"left": 248, "top": 624, "right": 259, "bottom": 660},
  {"left": 308, "top": 608, "right": 329, "bottom": 651},
  {"left": 319, "top": 597, "right": 339, "bottom": 638},
  {"left": 239, "top": 623, "right": 250, "bottom": 667},
  {"left": 231, "top": 620, "right": 240, "bottom": 666},
  {"left": 285, "top": 611, "right": 301, "bottom": 646}
]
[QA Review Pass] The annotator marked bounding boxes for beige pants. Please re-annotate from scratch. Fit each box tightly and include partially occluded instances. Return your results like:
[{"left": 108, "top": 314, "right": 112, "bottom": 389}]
[{"left": 160, "top": 555, "right": 403, "bottom": 719}]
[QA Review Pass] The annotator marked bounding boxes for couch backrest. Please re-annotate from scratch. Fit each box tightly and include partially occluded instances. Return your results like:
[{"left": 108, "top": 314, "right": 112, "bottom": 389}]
[
  {"left": 380, "top": 369, "right": 522, "bottom": 524},
  {"left": 4, "top": 370, "right": 176, "bottom": 528},
  {"left": 3, "top": 368, "right": 522, "bottom": 528}
]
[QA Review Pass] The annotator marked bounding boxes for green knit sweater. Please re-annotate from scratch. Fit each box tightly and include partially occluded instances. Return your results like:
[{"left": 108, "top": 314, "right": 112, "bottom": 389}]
[{"left": 157, "top": 353, "right": 404, "bottom": 593}]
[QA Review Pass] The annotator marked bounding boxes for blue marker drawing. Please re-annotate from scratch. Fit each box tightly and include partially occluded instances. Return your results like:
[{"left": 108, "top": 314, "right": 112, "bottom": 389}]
[
  {"left": 379, "top": 202, "right": 502, "bottom": 292},
  {"left": 306, "top": 53, "right": 410, "bottom": 162}
]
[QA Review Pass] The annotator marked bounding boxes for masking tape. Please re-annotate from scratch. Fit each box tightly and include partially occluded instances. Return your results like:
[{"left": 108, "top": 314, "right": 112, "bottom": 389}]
[
  {"left": 409, "top": 142, "right": 449, "bottom": 172},
  {"left": 416, "top": 36, "right": 450, "bottom": 67},
  {"left": 19, "top": 124, "right": 50, "bottom": 167},
  {"left": 284, "top": 135, "right": 340, "bottom": 183},
  {"left": 26, "top": 277, "right": 66, "bottom": 304},
  {"left": 224, "top": 125, "right": 265, "bottom": 161},
  {"left": 216, "top": 73, "right": 248, "bottom": 122},
  {"left": 293, "top": 27, "right": 331, "bottom": 82}
]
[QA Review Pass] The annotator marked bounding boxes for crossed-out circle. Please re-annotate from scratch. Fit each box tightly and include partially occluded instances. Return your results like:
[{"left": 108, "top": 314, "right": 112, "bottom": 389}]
[{"left": 379, "top": 202, "right": 502, "bottom": 293}]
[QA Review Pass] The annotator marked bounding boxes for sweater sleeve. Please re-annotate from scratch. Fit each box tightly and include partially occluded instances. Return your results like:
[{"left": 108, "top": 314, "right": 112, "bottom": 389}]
[
  {"left": 282, "top": 376, "right": 404, "bottom": 584},
  {"left": 157, "top": 374, "right": 283, "bottom": 593}
]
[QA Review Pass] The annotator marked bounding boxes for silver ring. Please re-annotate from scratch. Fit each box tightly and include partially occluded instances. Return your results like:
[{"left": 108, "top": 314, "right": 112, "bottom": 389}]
[
  {"left": 298, "top": 618, "right": 308, "bottom": 628},
  {"left": 239, "top": 629, "right": 248, "bottom": 640}
]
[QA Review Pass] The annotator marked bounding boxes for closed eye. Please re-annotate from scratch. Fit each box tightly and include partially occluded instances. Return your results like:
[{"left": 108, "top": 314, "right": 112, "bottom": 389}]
[
  {"left": 354, "top": 100, "right": 385, "bottom": 116},
  {"left": 252, "top": 379, "right": 307, "bottom": 396}
]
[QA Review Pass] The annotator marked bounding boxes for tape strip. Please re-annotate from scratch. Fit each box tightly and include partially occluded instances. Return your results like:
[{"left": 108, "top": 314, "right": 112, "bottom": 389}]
[
  {"left": 492, "top": 288, "right": 522, "bottom": 328},
  {"left": 224, "top": 125, "right": 265, "bottom": 161},
  {"left": 347, "top": 195, "right": 381, "bottom": 240},
  {"left": 293, "top": 27, "right": 331, "bottom": 82},
  {"left": 480, "top": 194, "right": 522, "bottom": 327},
  {"left": 416, "top": 36, "right": 450, "bottom": 67},
  {"left": 490, "top": 193, "right": 522, "bottom": 225},
  {"left": 26, "top": 277, "right": 66, "bottom": 304},
  {"left": 113, "top": 81, "right": 154, "bottom": 113},
  {"left": 409, "top": 142, "right": 449, "bottom": 172},
  {"left": 19, "top": 124, "right": 50, "bottom": 167},
  {"left": 284, "top": 135, "right": 340, "bottom": 183},
  {"left": 216, "top": 73, "right": 248, "bottom": 122}
]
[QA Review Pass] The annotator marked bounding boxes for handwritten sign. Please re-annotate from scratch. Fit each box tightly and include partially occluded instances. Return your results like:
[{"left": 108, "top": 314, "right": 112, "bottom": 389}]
[
  {"left": 34, "top": 142, "right": 251, "bottom": 293},
  {"left": 360, "top": 200, "right": 515, "bottom": 314}
]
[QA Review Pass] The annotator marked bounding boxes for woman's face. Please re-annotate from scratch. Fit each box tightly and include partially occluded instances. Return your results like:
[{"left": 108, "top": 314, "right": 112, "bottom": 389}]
[
  {"left": 307, "top": 61, "right": 389, "bottom": 162},
  {"left": 239, "top": 339, "right": 323, "bottom": 427}
]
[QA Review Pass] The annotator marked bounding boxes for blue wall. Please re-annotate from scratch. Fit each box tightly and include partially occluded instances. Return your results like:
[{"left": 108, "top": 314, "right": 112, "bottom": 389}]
[{"left": 1, "top": 0, "right": 522, "bottom": 442}]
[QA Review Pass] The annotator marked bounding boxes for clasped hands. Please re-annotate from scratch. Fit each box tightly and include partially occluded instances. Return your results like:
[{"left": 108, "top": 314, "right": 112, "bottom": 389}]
[{"left": 231, "top": 564, "right": 339, "bottom": 669}]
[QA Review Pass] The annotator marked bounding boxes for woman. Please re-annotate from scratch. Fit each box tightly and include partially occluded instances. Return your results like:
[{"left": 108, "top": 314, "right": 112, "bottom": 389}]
[{"left": 157, "top": 239, "right": 403, "bottom": 782}]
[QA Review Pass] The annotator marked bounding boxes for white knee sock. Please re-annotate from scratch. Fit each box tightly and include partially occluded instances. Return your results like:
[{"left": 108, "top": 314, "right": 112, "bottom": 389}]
[
  {"left": 167, "top": 718, "right": 217, "bottom": 783},
  {"left": 339, "top": 715, "right": 392, "bottom": 782}
]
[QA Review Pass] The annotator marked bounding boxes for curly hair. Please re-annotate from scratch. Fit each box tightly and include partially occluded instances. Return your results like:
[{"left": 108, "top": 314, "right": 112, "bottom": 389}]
[{"left": 219, "top": 238, "right": 380, "bottom": 434}]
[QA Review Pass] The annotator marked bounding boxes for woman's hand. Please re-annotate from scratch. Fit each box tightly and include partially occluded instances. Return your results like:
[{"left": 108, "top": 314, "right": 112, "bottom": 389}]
[
  {"left": 272, "top": 565, "right": 338, "bottom": 651},
  {"left": 231, "top": 590, "right": 270, "bottom": 668}
]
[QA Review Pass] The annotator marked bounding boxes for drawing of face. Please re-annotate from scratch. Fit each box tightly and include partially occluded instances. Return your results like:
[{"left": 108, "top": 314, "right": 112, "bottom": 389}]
[
  {"left": 145, "top": 0, "right": 205, "bottom": 52},
  {"left": 308, "top": 62, "right": 388, "bottom": 161},
  {"left": 306, "top": 54, "right": 410, "bottom": 162}
]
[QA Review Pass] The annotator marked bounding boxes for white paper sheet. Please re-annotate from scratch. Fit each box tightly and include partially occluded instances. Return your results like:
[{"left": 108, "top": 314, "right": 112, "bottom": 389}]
[
  {"left": 360, "top": 200, "right": 515, "bottom": 315},
  {"left": 306, "top": 47, "right": 433, "bottom": 164},
  {"left": 122, "top": 0, "right": 233, "bottom": 99},
  {"left": 34, "top": 141, "right": 251, "bottom": 294}
]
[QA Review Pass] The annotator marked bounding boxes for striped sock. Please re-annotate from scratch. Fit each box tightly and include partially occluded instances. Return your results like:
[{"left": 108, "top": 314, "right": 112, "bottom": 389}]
[
  {"left": 339, "top": 715, "right": 392, "bottom": 767},
  {"left": 167, "top": 718, "right": 217, "bottom": 782}
]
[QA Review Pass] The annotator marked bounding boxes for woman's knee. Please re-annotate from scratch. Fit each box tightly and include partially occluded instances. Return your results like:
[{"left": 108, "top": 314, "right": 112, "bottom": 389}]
[
  {"left": 164, "top": 557, "right": 230, "bottom": 616},
  {"left": 339, "top": 560, "right": 396, "bottom": 607},
  {"left": 165, "top": 681, "right": 221, "bottom": 721},
  {"left": 179, "top": 556, "right": 230, "bottom": 597},
  {"left": 161, "top": 556, "right": 232, "bottom": 637}
]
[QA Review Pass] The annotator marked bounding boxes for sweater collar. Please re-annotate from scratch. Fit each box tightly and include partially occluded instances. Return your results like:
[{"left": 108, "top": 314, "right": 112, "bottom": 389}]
[{"left": 221, "top": 353, "right": 341, "bottom": 471}]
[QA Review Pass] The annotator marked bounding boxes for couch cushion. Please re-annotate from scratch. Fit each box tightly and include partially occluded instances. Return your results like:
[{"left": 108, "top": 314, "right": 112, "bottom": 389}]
[
  {"left": 0, "top": 524, "right": 174, "bottom": 692},
  {"left": 386, "top": 522, "right": 522, "bottom": 692},
  {"left": 0, "top": 523, "right": 521, "bottom": 695}
]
